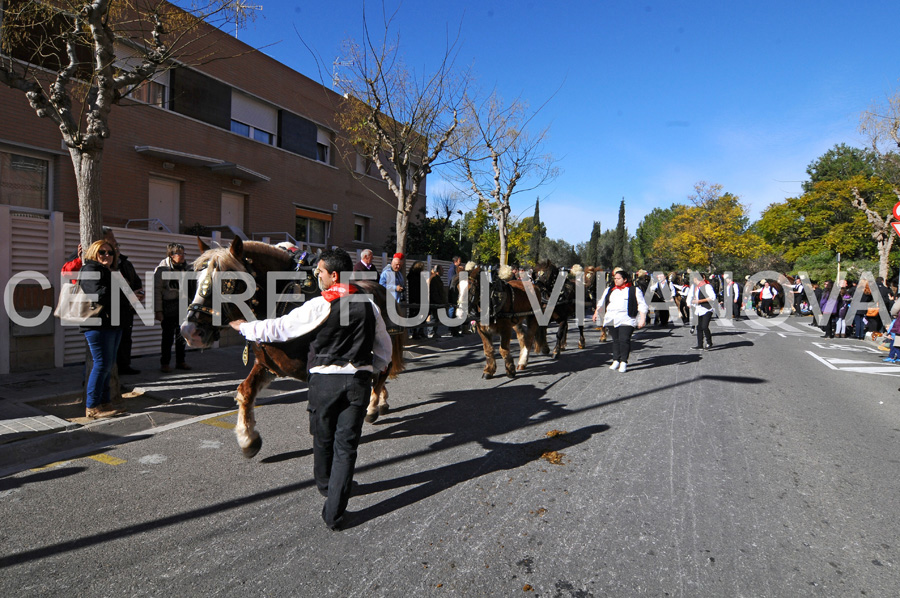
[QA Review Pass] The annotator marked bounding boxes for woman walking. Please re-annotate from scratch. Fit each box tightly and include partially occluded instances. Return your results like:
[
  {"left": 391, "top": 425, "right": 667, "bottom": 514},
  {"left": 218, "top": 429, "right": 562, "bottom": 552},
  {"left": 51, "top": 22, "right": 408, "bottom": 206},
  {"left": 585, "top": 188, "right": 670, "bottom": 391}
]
[
  {"left": 80, "top": 240, "right": 124, "bottom": 419},
  {"left": 593, "top": 269, "right": 648, "bottom": 373},
  {"left": 154, "top": 242, "right": 191, "bottom": 372},
  {"left": 690, "top": 272, "right": 717, "bottom": 350}
]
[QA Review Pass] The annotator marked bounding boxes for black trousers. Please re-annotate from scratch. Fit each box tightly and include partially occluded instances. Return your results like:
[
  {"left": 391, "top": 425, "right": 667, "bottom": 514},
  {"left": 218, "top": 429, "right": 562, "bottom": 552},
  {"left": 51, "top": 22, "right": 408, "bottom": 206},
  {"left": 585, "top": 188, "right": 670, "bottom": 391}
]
[
  {"left": 160, "top": 314, "right": 186, "bottom": 366},
  {"left": 307, "top": 371, "right": 372, "bottom": 527},
  {"left": 609, "top": 325, "right": 635, "bottom": 363},
  {"left": 696, "top": 312, "right": 713, "bottom": 346}
]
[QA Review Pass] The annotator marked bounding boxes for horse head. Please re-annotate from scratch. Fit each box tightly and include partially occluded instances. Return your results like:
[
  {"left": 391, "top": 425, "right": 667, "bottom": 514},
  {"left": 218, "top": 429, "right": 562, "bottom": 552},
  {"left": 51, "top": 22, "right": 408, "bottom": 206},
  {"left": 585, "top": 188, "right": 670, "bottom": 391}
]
[
  {"left": 532, "top": 260, "right": 560, "bottom": 303},
  {"left": 181, "top": 238, "right": 296, "bottom": 349}
]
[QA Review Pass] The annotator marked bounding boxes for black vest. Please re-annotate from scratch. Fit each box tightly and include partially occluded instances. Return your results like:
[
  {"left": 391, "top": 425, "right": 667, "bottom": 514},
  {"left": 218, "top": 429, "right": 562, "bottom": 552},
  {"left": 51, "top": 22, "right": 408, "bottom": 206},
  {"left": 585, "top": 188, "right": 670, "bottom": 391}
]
[
  {"left": 310, "top": 295, "right": 376, "bottom": 369},
  {"left": 604, "top": 285, "right": 638, "bottom": 318}
]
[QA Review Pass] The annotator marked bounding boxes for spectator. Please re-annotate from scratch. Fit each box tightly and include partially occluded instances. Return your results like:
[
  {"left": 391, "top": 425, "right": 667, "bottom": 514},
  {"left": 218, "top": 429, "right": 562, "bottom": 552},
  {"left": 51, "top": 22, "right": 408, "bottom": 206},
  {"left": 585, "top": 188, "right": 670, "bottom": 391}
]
[
  {"left": 79, "top": 240, "right": 125, "bottom": 419},
  {"left": 379, "top": 253, "right": 406, "bottom": 304},
  {"left": 105, "top": 228, "right": 143, "bottom": 376},
  {"left": 834, "top": 279, "right": 852, "bottom": 338},
  {"left": 852, "top": 282, "right": 874, "bottom": 340},
  {"left": 406, "top": 261, "right": 428, "bottom": 340},
  {"left": 427, "top": 264, "right": 448, "bottom": 338},
  {"left": 792, "top": 276, "right": 804, "bottom": 315},
  {"left": 818, "top": 281, "right": 838, "bottom": 338},
  {"left": 154, "top": 242, "right": 191, "bottom": 373},
  {"left": 447, "top": 256, "right": 462, "bottom": 287},
  {"left": 647, "top": 272, "right": 675, "bottom": 327},
  {"left": 353, "top": 249, "right": 376, "bottom": 273}
]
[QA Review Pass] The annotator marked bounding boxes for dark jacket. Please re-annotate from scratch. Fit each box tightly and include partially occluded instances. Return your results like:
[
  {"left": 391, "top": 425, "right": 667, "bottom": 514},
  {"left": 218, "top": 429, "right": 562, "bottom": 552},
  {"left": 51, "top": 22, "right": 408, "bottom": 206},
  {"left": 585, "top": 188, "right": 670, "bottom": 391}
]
[{"left": 78, "top": 260, "right": 119, "bottom": 330}]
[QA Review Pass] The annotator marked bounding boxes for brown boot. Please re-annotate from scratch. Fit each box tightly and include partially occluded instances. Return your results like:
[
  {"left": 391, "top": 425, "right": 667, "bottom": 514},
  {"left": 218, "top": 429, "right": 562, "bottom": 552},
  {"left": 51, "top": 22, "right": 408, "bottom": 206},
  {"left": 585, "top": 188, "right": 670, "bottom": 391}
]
[{"left": 86, "top": 405, "right": 123, "bottom": 419}]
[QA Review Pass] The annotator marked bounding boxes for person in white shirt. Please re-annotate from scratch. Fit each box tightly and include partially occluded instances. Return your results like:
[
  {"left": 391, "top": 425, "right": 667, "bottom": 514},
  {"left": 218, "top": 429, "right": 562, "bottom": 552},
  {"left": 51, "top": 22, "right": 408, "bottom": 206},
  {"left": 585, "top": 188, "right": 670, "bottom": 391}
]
[
  {"left": 229, "top": 248, "right": 392, "bottom": 530},
  {"left": 759, "top": 279, "right": 778, "bottom": 318},
  {"left": 691, "top": 272, "right": 717, "bottom": 350},
  {"left": 592, "top": 269, "right": 648, "bottom": 373}
]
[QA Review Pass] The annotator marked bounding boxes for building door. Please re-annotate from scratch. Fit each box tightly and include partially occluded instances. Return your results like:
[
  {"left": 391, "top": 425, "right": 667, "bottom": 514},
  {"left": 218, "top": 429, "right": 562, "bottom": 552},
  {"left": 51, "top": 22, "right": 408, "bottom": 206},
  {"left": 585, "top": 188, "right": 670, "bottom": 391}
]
[
  {"left": 148, "top": 177, "right": 180, "bottom": 232},
  {"left": 221, "top": 191, "right": 244, "bottom": 230}
]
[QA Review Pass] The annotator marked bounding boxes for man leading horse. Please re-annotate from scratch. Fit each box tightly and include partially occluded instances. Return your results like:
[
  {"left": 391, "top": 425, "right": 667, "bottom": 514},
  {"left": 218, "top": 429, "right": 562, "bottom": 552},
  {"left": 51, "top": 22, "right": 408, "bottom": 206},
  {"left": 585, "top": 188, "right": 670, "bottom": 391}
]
[{"left": 228, "top": 248, "right": 392, "bottom": 531}]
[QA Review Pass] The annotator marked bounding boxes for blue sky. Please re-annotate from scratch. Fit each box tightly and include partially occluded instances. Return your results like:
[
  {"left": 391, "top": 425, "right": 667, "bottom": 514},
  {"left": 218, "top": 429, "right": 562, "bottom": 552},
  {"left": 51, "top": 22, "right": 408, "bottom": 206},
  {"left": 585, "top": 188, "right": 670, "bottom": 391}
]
[{"left": 233, "top": 0, "right": 900, "bottom": 245}]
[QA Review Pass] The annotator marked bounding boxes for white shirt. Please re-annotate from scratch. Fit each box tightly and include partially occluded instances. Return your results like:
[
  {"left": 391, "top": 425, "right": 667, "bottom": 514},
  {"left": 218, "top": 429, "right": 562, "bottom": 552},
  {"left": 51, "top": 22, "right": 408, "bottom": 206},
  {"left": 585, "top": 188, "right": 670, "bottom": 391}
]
[
  {"left": 599, "top": 285, "right": 649, "bottom": 327},
  {"left": 692, "top": 283, "right": 717, "bottom": 316},
  {"left": 761, "top": 285, "right": 778, "bottom": 300},
  {"left": 238, "top": 294, "right": 393, "bottom": 374}
]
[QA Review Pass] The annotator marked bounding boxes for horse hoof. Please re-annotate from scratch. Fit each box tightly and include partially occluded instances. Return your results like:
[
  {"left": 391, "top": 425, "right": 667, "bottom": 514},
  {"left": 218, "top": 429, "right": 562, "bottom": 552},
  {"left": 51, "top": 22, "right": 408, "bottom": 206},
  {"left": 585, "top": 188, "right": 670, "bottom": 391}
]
[
  {"left": 365, "top": 412, "right": 379, "bottom": 424},
  {"left": 578, "top": 341, "right": 585, "bottom": 349},
  {"left": 483, "top": 372, "right": 493, "bottom": 380},
  {"left": 242, "top": 436, "right": 262, "bottom": 459},
  {"left": 516, "top": 365, "right": 526, "bottom": 371},
  {"left": 552, "top": 352, "right": 560, "bottom": 360},
  {"left": 378, "top": 404, "right": 389, "bottom": 415}
]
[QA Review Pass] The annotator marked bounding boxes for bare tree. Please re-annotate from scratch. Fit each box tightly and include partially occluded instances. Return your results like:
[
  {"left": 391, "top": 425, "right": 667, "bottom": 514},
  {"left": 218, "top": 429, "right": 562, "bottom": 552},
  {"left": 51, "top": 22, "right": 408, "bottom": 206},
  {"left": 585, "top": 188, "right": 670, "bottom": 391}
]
[
  {"left": 334, "top": 5, "right": 467, "bottom": 254},
  {"left": 0, "top": 0, "right": 240, "bottom": 249},
  {"left": 858, "top": 91, "right": 900, "bottom": 279},
  {"left": 450, "top": 90, "right": 558, "bottom": 267}
]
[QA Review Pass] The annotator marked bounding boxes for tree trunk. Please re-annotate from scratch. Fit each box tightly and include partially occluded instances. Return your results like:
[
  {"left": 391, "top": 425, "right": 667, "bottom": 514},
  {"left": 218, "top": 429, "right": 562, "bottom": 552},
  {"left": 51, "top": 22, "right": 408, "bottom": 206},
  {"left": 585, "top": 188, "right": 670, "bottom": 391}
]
[
  {"left": 498, "top": 210, "right": 509, "bottom": 267},
  {"left": 395, "top": 209, "right": 410, "bottom": 254},
  {"left": 70, "top": 149, "right": 104, "bottom": 250},
  {"left": 878, "top": 236, "right": 893, "bottom": 280}
]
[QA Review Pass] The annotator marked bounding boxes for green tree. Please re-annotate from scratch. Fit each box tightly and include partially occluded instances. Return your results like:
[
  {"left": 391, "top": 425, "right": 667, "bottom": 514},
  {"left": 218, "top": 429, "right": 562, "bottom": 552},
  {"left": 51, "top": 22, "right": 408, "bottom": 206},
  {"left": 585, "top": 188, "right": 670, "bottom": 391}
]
[
  {"left": 656, "top": 182, "right": 768, "bottom": 272},
  {"left": 802, "top": 143, "right": 877, "bottom": 192},
  {"left": 529, "top": 197, "right": 543, "bottom": 265},
  {"left": 612, "top": 199, "right": 628, "bottom": 269},
  {"left": 540, "top": 238, "right": 579, "bottom": 266},
  {"left": 633, "top": 204, "right": 679, "bottom": 270}
]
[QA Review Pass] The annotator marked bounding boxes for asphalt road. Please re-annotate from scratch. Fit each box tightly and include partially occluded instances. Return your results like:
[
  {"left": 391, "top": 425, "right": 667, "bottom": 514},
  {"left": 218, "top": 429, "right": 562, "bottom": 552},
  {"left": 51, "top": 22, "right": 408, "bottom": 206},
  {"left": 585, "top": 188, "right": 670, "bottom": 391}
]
[{"left": 1, "top": 316, "right": 899, "bottom": 597}]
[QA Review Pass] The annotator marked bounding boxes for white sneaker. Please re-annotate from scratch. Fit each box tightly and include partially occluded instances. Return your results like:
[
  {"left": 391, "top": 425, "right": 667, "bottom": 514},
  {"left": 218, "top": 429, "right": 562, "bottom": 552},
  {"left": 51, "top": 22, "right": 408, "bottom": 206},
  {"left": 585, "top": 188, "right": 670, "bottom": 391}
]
[
  {"left": 609, "top": 360, "right": 620, "bottom": 370},
  {"left": 618, "top": 362, "right": 627, "bottom": 373}
]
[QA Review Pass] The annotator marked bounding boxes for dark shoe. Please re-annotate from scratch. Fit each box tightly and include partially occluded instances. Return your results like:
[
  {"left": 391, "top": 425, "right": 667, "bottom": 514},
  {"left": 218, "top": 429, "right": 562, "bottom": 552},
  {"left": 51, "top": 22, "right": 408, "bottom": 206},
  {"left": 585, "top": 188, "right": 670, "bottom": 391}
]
[
  {"left": 690, "top": 327, "right": 696, "bottom": 334},
  {"left": 119, "top": 366, "right": 141, "bottom": 375},
  {"left": 176, "top": 363, "right": 192, "bottom": 370},
  {"left": 691, "top": 345, "right": 703, "bottom": 350},
  {"left": 322, "top": 504, "right": 344, "bottom": 531},
  {"left": 160, "top": 365, "right": 172, "bottom": 373}
]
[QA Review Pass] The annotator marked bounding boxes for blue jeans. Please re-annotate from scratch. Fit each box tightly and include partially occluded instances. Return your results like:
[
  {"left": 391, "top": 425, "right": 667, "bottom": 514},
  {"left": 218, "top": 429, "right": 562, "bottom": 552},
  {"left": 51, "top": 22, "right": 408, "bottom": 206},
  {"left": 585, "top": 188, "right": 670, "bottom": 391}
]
[
  {"left": 853, "top": 314, "right": 866, "bottom": 339},
  {"left": 84, "top": 328, "right": 123, "bottom": 408}
]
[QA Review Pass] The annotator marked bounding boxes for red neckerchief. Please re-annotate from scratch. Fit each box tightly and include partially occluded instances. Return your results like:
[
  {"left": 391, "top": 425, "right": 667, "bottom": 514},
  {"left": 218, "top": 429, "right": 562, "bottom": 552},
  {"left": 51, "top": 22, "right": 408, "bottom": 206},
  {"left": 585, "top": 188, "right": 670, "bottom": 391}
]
[
  {"left": 614, "top": 282, "right": 632, "bottom": 291},
  {"left": 322, "top": 283, "right": 358, "bottom": 302}
]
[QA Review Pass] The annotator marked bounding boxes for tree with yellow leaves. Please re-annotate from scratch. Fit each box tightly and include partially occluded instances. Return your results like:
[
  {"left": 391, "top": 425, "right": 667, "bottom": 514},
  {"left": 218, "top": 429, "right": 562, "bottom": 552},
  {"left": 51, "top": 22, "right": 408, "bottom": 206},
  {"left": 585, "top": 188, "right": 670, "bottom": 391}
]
[{"left": 654, "top": 182, "right": 769, "bottom": 272}]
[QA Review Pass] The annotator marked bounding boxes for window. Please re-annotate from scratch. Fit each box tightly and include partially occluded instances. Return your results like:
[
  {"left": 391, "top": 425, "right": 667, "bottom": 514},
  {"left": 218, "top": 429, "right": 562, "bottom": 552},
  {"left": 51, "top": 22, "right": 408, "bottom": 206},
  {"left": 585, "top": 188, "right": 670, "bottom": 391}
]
[
  {"left": 295, "top": 208, "right": 332, "bottom": 247},
  {"left": 116, "top": 44, "right": 169, "bottom": 108},
  {"left": 0, "top": 151, "right": 49, "bottom": 210},
  {"left": 231, "top": 91, "right": 277, "bottom": 146},
  {"left": 353, "top": 215, "right": 368, "bottom": 243},
  {"left": 356, "top": 153, "right": 376, "bottom": 176},
  {"left": 316, "top": 128, "right": 332, "bottom": 164}
]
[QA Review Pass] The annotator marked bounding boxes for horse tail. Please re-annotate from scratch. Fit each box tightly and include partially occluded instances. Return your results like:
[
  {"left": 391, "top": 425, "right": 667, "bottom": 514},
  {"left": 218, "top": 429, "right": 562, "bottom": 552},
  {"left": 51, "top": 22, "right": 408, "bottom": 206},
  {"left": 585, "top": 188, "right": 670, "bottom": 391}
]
[{"left": 388, "top": 332, "right": 406, "bottom": 378}]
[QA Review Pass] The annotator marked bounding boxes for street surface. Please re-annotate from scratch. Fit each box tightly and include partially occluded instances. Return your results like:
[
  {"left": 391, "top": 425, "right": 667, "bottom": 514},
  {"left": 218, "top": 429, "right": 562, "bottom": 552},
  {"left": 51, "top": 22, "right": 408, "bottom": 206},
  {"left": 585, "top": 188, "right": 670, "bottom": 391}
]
[{"left": 2, "top": 316, "right": 899, "bottom": 597}]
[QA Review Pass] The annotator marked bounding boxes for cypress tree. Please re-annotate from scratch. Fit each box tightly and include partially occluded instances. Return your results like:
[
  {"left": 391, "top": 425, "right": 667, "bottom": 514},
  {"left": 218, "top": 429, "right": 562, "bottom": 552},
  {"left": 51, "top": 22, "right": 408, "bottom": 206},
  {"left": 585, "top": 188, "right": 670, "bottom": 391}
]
[
  {"left": 529, "top": 197, "right": 542, "bottom": 264},
  {"left": 612, "top": 198, "right": 626, "bottom": 268}
]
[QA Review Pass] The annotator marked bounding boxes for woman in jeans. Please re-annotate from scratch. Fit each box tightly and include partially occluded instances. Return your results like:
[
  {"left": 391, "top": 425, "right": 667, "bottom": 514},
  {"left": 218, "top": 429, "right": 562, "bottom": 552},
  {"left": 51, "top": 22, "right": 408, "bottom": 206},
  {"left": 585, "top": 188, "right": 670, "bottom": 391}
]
[
  {"left": 79, "top": 240, "right": 124, "bottom": 419},
  {"left": 593, "top": 269, "right": 648, "bottom": 373}
]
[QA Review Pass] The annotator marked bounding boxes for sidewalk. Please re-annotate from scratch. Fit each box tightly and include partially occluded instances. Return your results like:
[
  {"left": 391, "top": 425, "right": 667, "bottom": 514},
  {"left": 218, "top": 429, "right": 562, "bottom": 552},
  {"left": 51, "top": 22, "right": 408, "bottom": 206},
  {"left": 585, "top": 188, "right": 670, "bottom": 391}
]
[{"left": 0, "top": 345, "right": 299, "bottom": 476}]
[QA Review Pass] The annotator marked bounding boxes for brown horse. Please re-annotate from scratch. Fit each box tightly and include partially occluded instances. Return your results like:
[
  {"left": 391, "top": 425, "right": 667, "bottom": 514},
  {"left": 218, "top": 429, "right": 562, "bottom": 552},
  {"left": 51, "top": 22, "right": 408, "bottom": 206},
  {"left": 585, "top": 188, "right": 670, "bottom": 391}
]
[
  {"left": 458, "top": 267, "right": 540, "bottom": 378},
  {"left": 180, "top": 238, "right": 404, "bottom": 458},
  {"left": 532, "top": 260, "right": 584, "bottom": 357}
]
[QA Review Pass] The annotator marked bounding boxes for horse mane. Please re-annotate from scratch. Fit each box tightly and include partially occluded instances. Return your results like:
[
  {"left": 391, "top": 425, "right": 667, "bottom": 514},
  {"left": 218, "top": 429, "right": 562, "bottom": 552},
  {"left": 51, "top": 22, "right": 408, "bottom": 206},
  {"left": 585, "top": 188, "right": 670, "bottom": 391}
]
[{"left": 193, "top": 241, "right": 293, "bottom": 272}]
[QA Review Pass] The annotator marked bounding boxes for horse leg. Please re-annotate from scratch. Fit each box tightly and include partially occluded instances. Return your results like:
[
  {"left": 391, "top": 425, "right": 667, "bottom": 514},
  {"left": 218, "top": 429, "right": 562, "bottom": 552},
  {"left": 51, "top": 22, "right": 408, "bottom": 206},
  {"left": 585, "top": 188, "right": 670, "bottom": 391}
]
[
  {"left": 366, "top": 370, "right": 390, "bottom": 423},
  {"left": 578, "top": 324, "right": 586, "bottom": 349},
  {"left": 499, "top": 323, "right": 517, "bottom": 378},
  {"left": 479, "top": 325, "right": 497, "bottom": 379},
  {"left": 235, "top": 363, "right": 276, "bottom": 458},
  {"left": 533, "top": 325, "right": 550, "bottom": 354},
  {"left": 515, "top": 320, "right": 533, "bottom": 372},
  {"left": 553, "top": 319, "right": 568, "bottom": 359}
]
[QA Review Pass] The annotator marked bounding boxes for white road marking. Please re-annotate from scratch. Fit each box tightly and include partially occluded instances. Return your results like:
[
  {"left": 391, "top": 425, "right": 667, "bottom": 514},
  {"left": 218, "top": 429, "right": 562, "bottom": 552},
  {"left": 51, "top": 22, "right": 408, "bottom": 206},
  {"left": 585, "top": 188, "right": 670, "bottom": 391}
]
[{"left": 806, "top": 351, "right": 900, "bottom": 377}]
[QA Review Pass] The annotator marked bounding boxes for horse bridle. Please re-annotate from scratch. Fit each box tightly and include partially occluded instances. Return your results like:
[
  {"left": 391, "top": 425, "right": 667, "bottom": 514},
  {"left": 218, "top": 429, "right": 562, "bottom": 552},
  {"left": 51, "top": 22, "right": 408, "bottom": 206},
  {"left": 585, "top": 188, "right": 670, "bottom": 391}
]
[{"left": 188, "top": 257, "right": 261, "bottom": 326}]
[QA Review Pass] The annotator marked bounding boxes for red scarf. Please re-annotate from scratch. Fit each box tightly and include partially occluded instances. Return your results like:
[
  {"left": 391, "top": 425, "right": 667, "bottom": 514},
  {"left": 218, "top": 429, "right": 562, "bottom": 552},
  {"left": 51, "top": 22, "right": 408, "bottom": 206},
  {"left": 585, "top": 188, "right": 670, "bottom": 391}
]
[
  {"left": 322, "top": 283, "right": 358, "bottom": 302},
  {"left": 614, "top": 282, "right": 632, "bottom": 291}
]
